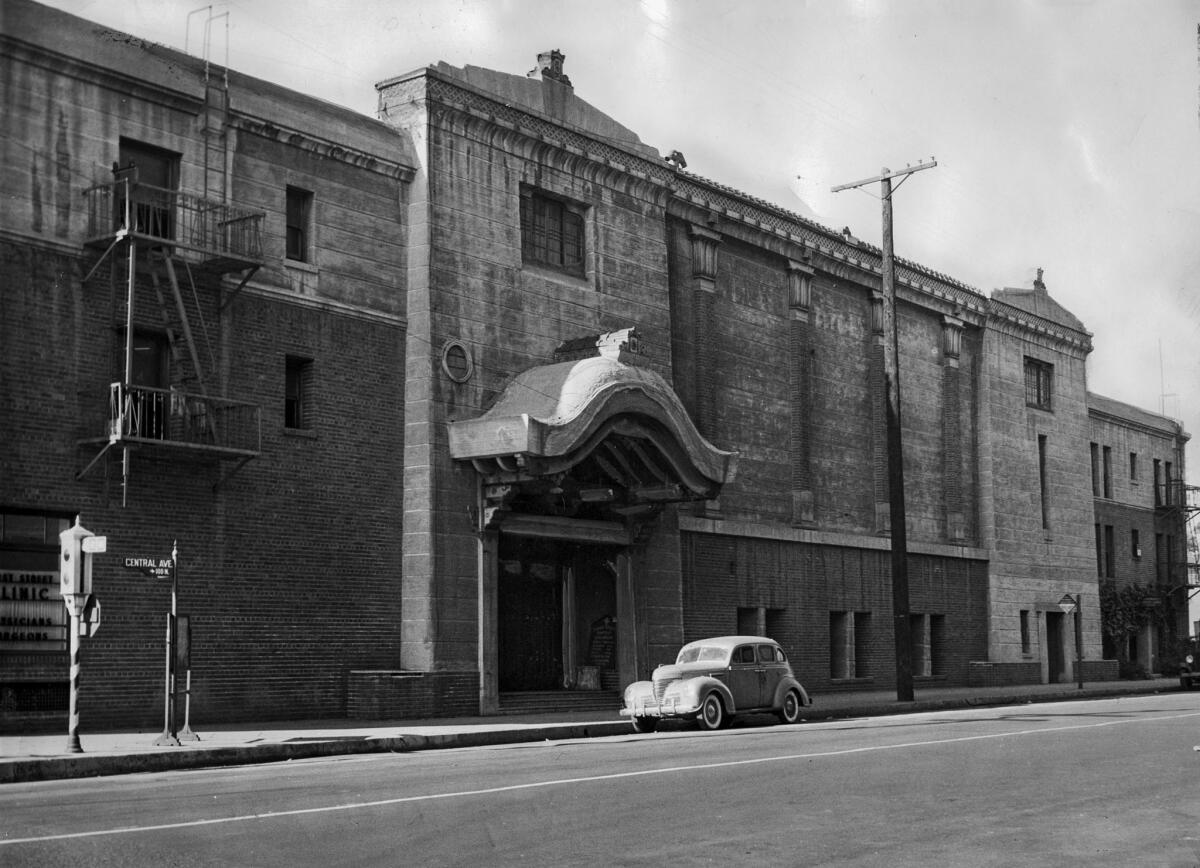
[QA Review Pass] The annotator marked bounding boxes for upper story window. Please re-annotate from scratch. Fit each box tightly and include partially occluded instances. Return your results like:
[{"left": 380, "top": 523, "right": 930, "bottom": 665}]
[
  {"left": 1102, "top": 445, "right": 1112, "bottom": 499},
  {"left": 116, "top": 138, "right": 180, "bottom": 240},
  {"left": 286, "top": 186, "right": 313, "bottom": 263},
  {"left": 1023, "top": 357, "right": 1053, "bottom": 411},
  {"left": 520, "top": 188, "right": 586, "bottom": 277}
]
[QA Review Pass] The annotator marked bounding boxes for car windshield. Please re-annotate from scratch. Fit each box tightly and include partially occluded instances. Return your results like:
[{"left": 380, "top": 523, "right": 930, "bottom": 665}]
[{"left": 676, "top": 645, "right": 729, "bottom": 665}]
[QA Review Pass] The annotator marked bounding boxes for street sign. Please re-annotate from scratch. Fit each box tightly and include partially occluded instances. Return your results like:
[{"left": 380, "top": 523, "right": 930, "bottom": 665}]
[
  {"left": 124, "top": 556, "right": 174, "bottom": 578},
  {"left": 1058, "top": 593, "right": 1077, "bottom": 614},
  {"left": 82, "top": 536, "right": 107, "bottom": 554}
]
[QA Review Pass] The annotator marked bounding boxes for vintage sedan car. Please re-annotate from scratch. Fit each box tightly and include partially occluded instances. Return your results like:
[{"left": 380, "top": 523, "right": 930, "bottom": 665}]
[{"left": 620, "top": 636, "right": 811, "bottom": 732}]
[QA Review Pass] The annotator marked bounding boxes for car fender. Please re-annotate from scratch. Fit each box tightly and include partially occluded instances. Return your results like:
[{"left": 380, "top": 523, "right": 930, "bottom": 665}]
[
  {"left": 670, "top": 675, "right": 734, "bottom": 713},
  {"left": 622, "top": 680, "right": 654, "bottom": 708},
  {"left": 772, "top": 676, "right": 811, "bottom": 708}
]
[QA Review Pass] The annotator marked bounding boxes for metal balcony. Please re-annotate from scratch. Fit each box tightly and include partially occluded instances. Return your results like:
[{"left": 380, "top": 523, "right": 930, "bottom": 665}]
[
  {"left": 82, "top": 179, "right": 265, "bottom": 273},
  {"left": 76, "top": 383, "right": 262, "bottom": 491}
]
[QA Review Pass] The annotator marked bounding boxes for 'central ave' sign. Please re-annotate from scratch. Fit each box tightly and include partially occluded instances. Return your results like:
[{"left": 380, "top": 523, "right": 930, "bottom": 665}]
[{"left": 124, "top": 557, "right": 174, "bottom": 578}]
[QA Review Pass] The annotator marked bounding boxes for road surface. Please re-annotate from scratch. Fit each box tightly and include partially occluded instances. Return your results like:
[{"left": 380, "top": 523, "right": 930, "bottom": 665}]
[{"left": 3, "top": 693, "right": 1199, "bottom": 866}]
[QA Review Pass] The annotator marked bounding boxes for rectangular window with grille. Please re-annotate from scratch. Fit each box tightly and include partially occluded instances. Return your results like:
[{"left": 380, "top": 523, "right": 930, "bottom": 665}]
[
  {"left": 285, "top": 355, "right": 313, "bottom": 429},
  {"left": 1024, "top": 357, "right": 1053, "bottom": 410},
  {"left": 520, "top": 188, "right": 586, "bottom": 276}
]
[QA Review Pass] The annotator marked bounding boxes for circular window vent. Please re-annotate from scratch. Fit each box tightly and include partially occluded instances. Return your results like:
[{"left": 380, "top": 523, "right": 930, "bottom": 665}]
[{"left": 441, "top": 340, "right": 474, "bottom": 383}]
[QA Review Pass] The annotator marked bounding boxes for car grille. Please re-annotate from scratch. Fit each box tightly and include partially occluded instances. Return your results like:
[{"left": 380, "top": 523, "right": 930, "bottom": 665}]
[{"left": 652, "top": 673, "right": 671, "bottom": 703}]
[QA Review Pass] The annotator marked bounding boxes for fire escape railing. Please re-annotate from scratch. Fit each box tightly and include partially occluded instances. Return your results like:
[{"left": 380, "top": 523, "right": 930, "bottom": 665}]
[
  {"left": 93, "top": 383, "right": 262, "bottom": 456},
  {"left": 82, "top": 179, "right": 264, "bottom": 268}
]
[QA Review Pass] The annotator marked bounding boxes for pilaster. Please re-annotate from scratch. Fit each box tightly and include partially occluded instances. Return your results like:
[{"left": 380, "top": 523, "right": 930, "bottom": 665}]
[{"left": 788, "top": 258, "right": 815, "bottom": 525}]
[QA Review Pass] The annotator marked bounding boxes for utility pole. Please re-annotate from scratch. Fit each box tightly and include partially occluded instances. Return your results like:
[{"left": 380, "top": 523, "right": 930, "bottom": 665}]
[{"left": 832, "top": 159, "right": 936, "bottom": 703}]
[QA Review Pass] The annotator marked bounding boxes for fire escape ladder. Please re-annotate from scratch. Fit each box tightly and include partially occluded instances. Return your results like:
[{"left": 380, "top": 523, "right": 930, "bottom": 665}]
[{"left": 148, "top": 252, "right": 222, "bottom": 445}]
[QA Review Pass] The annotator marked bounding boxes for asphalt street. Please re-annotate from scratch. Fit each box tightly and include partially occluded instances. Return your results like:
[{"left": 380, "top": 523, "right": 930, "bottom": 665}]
[{"left": 3, "top": 693, "right": 1199, "bottom": 867}]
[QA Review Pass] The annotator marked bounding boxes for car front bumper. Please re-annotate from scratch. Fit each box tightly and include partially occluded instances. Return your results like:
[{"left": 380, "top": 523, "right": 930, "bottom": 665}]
[{"left": 620, "top": 696, "right": 701, "bottom": 719}]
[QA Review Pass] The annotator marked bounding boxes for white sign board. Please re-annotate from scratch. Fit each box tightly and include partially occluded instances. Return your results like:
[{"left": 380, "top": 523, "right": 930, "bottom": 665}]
[{"left": 82, "top": 536, "right": 107, "bottom": 554}]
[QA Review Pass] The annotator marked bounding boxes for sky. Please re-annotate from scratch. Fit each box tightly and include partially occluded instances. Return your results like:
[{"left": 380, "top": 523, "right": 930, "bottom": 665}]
[{"left": 41, "top": 0, "right": 1200, "bottom": 488}]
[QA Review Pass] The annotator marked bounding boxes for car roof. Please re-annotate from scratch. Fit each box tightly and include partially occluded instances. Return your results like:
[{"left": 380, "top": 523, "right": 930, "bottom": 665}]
[{"left": 680, "top": 636, "right": 778, "bottom": 651}]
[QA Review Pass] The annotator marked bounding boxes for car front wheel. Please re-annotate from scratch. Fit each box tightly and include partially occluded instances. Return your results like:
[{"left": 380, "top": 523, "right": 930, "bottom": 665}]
[
  {"left": 777, "top": 688, "right": 803, "bottom": 724},
  {"left": 632, "top": 716, "right": 659, "bottom": 733},
  {"left": 697, "top": 692, "right": 727, "bottom": 731}
]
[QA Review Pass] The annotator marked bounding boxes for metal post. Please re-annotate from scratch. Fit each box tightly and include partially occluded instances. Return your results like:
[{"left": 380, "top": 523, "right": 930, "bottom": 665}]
[
  {"left": 154, "top": 541, "right": 181, "bottom": 746},
  {"left": 66, "top": 600, "right": 83, "bottom": 753},
  {"left": 179, "top": 668, "right": 199, "bottom": 741},
  {"left": 122, "top": 231, "right": 137, "bottom": 507},
  {"left": 170, "top": 541, "right": 178, "bottom": 736},
  {"left": 1075, "top": 594, "right": 1084, "bottom": 689}
]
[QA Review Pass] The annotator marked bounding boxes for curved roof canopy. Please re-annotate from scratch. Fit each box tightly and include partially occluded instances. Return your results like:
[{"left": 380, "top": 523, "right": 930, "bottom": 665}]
[{"left": 448, "top": 356, "right": 736, "bottom": 504}]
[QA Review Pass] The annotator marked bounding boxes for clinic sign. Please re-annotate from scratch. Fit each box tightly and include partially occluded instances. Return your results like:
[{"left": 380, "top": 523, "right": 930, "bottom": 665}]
[
  {"left": 0, "top": 570, "right": 68, "bottom": 650},
  {"left": 125, "top": 556, "right": 173, "bottom": 578}
]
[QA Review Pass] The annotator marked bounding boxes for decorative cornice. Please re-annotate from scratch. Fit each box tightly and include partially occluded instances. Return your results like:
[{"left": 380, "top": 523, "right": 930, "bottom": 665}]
[
  {"left": 415, "top": 70, "right": 1090, "bottom": 355},
  {"left": 986, "top": 297, "right": 1092, "bottom": 355},
  {"left": 430, "top": 99, "right": 672, "bottom": 206},
  {"left": 236, "top": 117, "right": 415, "bottom": 182}
]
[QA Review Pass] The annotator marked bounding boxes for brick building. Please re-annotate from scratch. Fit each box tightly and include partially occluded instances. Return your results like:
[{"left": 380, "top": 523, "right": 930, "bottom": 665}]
[
  {"left": 2, "top": 1, "right": 1185, "bottom": 730},
  {"left": 2, "top": 1, "right": 415, "bottom": 729},
  {"left": 1087, "top": 393, "right": 1191, "bottom": 673}
]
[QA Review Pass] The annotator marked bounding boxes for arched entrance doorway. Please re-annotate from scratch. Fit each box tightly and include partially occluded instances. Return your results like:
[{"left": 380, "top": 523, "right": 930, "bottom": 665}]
[
  {"left": 448, "top": 330, "right": 738, "bottom": 713},
  {"left": 497, "top": 536, "right": 620, "bottom": 693}
]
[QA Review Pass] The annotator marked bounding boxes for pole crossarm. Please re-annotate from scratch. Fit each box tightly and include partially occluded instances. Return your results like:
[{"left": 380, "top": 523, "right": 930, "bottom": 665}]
[{"left": 831, "top": 159, "right": 937, "bottom": 193}]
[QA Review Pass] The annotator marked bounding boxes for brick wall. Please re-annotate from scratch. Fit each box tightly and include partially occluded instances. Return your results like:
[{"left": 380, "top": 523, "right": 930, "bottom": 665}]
[
  {"left": 681, "top": 530, "right": 988, "bottom": 691},
  {"left": 1, "top": 243, "right": 407, "bottom": 729}
]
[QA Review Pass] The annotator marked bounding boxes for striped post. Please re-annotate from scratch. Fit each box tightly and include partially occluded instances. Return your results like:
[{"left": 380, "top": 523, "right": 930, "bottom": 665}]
[{"left": 66, "top": 598, "right": 83, "bottom": 753}]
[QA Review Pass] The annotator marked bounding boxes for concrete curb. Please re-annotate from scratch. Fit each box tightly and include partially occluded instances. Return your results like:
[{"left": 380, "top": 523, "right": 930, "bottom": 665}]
[
  {"left": 0, "top": 722, "right": 634, "bottom": 785},
  {"left": 1, "top": 683, "right": 1177, "bottom": 784},
  {"left": 803, "top": 683, "right": 1174, "bottom": 723}
]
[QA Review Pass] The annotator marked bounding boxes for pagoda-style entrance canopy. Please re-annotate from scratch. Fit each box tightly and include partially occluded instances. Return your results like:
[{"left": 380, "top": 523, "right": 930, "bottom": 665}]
[{"left": 448, "top": 330, "right": 737, "bottom": 532}]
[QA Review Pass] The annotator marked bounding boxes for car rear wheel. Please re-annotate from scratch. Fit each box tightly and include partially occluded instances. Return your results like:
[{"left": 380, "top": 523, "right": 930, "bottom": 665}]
[
  {"left": 697, "top": 692, "right": 727, "bottom": 731},
  {"left": 777, "top": 688, "right": 803, "bottom": 724},
  {"left": 632, "top": 716, "right": 659, "bottom": 733}
]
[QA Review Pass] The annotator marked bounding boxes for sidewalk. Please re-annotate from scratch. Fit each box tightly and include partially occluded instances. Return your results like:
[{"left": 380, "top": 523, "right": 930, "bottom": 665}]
[{"left": 0, "top": 678, "right": 1185, "bottom": 784}]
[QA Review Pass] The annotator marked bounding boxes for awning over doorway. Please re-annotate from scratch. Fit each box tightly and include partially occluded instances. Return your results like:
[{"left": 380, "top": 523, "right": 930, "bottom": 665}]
[{"left": 448, "top": 355, "right": 736, "bottom": 506}]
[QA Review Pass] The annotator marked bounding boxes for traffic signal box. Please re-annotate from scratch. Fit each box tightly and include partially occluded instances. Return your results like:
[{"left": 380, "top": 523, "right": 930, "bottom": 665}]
[{"left": 58, "top": 517, "right": 95, "bottom": 615}]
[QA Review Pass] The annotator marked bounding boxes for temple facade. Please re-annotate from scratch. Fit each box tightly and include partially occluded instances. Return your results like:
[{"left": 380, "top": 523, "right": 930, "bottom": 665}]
[{"left": 2, "top": 1, "right": 1189, "bottom": 730}]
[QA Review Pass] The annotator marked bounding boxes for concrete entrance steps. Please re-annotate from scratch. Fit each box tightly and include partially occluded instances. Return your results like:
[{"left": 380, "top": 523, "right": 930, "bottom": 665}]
[{"left": 498, "top": 690, "right": 621, "bottom": 714}]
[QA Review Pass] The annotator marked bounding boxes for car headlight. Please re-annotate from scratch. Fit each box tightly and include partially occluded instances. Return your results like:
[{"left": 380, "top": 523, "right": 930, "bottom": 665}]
[{"left": 1187, "top": 654, "right": 1195, "bottom": 665}]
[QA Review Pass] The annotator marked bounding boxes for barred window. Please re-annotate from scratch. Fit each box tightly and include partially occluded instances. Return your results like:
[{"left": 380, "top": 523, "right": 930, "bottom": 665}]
[
  {"left": 520, "top": 189, "right": 585, "bottom": 276},
  {"left": 1024, "top": 357, "right": 1053, "bottom": 410}
]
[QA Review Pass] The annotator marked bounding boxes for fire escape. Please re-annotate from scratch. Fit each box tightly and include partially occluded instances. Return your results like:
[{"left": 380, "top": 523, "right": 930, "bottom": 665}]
[
  {"left": 76, "top": 59, "right": 265, "bottom": 504},
  {"left": 1158, "top": 478, "right": 1200, "bottom": 624}
]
